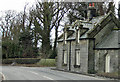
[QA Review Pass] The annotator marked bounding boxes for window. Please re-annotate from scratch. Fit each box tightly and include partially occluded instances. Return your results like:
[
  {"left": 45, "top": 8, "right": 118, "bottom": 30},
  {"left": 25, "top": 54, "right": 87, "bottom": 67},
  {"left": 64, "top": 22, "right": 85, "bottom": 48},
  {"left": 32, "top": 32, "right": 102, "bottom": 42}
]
[
  {"left": 74, "top": 50, "right": 80, "bottom": 67},
  {"left": 63, "top": 51, "right": 67, "bottom": 65},
  {"left": 76, "top": 50, "right": 80, "bottom": 65}
]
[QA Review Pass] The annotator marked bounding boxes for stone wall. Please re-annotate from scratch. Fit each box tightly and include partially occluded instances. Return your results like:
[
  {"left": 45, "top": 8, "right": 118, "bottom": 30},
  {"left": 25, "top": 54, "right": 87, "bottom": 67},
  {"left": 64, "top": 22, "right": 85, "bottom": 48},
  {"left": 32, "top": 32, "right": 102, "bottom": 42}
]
[
  {"left": 95, "top": 50, "right": 119, "bottom": 73},
  {"left": 57, "top": 42, "right": 63, "bottom": 70},
  {"left": 57, "top": 39, "right": 89, "bottom": 73},
  {"left": 69, "top": 40, "right": 89, "bottom": 73},
  {"left": 88, "top": 39, "right": 95, "bottom": 73},
  {"left": 118, "top": 30, "right": 120, "bottom": 74},
  {"left": 57, "top": 41, "right": 71, "bottom": 71}
]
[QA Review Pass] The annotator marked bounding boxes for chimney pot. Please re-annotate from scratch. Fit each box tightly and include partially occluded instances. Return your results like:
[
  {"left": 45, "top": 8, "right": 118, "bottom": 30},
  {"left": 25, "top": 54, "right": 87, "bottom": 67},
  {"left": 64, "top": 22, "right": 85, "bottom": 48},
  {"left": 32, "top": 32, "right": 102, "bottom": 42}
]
[{"left": 92, "top": 3, "right": 95, "bottom": 7}]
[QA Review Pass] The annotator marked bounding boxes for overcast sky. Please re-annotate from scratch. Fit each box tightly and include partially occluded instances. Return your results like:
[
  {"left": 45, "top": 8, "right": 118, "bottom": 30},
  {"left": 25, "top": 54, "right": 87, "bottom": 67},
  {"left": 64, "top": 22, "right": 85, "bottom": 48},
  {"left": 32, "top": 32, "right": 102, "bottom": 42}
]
[
  {"left": 0, "top": 0, "right": 36, "bottom": 12},
  {"left": 0, "top": 0, "right": 119, "bottom": 12}
]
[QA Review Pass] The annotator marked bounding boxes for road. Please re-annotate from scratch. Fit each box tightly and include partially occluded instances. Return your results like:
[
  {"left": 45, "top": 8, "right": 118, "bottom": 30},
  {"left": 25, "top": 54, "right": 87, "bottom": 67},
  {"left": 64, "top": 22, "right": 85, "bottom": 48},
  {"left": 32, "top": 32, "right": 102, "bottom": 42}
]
[{"left": 1, "top": 66, "right": 107, "bottom": 80}]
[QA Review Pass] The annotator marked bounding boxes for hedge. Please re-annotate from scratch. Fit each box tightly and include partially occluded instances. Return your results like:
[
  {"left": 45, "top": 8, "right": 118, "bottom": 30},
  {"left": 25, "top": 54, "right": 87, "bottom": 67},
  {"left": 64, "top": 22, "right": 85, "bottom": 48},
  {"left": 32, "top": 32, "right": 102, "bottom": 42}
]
[{"left": 2, "top": 58, "right": 41, "bottom": 64}]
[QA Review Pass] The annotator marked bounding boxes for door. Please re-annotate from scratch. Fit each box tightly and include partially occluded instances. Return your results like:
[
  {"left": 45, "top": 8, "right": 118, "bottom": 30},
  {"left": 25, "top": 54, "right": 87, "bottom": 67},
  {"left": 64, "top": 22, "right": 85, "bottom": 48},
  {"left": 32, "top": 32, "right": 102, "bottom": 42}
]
[{"left": 105, "top": 54, "right": 110, "bottom": 73}]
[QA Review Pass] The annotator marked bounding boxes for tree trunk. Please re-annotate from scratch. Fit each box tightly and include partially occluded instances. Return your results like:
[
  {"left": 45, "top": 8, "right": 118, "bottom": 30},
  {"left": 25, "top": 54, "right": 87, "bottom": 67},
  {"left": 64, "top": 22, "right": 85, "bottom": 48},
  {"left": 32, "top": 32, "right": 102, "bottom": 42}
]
[
  {"left": 34, "top": 33, "right": 38, "bottom": 48},
  {"left": 42, "top": 28, "right": 51, "bottom": 58},
  {"left": 51, "top": 26, "right": 58, "bottom": 58}
]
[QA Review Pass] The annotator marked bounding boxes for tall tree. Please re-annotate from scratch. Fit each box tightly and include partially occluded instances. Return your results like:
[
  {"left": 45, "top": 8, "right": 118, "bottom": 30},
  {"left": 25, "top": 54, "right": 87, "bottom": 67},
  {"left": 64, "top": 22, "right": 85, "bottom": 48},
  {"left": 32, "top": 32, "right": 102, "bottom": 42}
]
[
  {"left": 33, "top": 2, "right": 52, "bottom": 58},
  {"left": 51, "top": 2, "right": 69, "bottom": 58},
  {"left": 106, "top": 2, "right": 115, "bottom": 13},
  {"left": 33, "top": 1, "right": 69, "bottom": 58},
  {"left": 67, "top": 2, "right": 87, "bottom": 24}
]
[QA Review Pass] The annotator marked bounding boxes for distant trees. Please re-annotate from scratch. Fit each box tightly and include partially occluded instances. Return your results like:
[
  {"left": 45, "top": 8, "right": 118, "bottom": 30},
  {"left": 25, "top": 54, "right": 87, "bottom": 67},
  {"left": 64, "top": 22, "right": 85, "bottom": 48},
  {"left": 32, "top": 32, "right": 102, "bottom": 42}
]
[
  {"left": 1, "top": 2, "right": 69, "bottom": 59},
  {"left": 1, "top": 9, "right": 39, "bottom": 58},
  {"left": 1, "top": 10, "right": 22, "bottom": 58}
]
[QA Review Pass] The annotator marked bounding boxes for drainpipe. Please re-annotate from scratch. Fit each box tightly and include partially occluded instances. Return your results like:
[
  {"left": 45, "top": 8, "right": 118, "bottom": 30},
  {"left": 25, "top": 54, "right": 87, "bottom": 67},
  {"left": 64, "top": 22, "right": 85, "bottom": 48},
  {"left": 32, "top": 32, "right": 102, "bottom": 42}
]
[{"left": 69, "top": 41, "right": 71, "bottom": 71}]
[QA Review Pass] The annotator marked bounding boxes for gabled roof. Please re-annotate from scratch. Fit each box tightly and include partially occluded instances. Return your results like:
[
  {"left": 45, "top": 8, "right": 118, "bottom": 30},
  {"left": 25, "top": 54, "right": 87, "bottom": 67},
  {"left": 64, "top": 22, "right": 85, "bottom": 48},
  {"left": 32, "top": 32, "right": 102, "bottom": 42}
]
[
  {"left": 87, "top": 11, "right": 120, "bottom": 38},
  {"left": 96, "top": 30, "right": 119, "bottom": 49},
  {"left": 57, "top": 11, "right": 120, "bottom": 42}
]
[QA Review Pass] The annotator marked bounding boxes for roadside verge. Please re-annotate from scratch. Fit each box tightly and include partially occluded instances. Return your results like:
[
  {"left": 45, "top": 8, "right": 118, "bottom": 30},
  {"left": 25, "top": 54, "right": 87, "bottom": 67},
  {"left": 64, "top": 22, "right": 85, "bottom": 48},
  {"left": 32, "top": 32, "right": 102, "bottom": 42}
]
[{"left": 51, "top": 68, "right": 119, "bottom": 80}]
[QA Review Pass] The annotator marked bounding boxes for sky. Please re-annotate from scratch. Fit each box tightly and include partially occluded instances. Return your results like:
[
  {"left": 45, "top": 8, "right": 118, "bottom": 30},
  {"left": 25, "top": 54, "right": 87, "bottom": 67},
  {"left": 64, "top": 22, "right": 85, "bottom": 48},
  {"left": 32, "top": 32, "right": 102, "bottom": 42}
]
[
  {"left": 0, "top": 0, "right": 36, "bottom": 12},
  {"left": 0, "top": 0, "right": 119, "bottom": 13}
]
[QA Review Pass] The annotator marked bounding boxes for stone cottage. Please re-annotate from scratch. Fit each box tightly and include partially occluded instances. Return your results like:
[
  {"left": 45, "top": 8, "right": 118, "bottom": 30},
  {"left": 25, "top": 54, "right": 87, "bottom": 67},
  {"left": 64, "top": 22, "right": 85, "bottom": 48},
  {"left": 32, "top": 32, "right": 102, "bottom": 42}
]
[{"left": 57, "top": 7, "right": 120, "bottom": 74}]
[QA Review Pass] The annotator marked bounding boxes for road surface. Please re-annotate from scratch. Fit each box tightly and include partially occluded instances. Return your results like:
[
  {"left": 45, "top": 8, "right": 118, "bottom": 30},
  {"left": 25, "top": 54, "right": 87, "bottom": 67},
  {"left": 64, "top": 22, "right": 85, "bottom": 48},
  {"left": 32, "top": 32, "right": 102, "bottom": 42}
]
[{"left": 1, "top": 66, "right": 107, "bottom": 80}]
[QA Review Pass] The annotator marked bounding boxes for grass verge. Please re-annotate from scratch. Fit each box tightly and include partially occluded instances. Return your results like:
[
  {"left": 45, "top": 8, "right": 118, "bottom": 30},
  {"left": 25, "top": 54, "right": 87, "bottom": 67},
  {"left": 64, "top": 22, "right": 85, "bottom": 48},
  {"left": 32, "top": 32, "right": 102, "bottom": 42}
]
[
  {"left": 96, "top": 72, "right": 119, "bottom": 79},
  {"left": 36, "top": 59, "right": 56, "bottom": 67}
]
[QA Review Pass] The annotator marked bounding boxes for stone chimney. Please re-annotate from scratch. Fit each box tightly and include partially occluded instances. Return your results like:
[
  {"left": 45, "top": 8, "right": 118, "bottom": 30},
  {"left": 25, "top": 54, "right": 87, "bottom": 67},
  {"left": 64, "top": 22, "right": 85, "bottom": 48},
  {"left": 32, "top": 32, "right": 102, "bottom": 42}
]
[{"left": 87, "top": 2, "right": 96, "bottom": 21}]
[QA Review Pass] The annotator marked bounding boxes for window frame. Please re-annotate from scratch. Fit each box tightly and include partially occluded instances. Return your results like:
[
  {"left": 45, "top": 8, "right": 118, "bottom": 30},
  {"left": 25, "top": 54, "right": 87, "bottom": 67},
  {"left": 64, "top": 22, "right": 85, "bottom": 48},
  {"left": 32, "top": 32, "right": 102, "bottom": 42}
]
[
  {"left": 63, "top": 50, "right": 67, "bottom": 66},
  {"left": 74, "top": 49, "right": 81, "bottom": 68}
]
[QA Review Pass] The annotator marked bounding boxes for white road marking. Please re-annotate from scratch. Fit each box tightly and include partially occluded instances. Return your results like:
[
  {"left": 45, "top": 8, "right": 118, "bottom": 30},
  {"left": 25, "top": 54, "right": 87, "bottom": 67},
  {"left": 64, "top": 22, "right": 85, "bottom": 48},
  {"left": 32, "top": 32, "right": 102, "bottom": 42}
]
[
  {"left": 0, "top": 72, "right": 6, "bottom": 80},
  {"left": 43, "top": 76, "right": 54, "bottom": 80},
  {"left": 29, "top": 71, "right": 55, "bottom": 80},
  {"left": 70, "top": 73, "right": 105, "bottom": 80},
  {"left": 29, "top": 71, "right": 39, "bottom": 75}
]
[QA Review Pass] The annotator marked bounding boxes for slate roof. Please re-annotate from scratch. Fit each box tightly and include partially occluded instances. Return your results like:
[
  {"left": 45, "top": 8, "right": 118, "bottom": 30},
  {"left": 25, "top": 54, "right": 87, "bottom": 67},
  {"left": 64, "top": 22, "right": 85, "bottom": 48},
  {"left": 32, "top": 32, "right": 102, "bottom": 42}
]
[
  {"left": 57, "top": 11, "right": 120, "bottom": 44},
  {"left": 96, "top": 30, "right": 119, "bottom": 48},
  {"left": 58, "top": 15, "right": 105, "bottom": 41}
]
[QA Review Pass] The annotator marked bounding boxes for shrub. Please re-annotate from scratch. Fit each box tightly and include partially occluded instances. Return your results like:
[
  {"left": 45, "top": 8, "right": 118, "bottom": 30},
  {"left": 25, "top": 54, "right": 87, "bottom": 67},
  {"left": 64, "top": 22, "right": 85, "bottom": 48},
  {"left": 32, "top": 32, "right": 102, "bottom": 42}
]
[
  {"left": 88, "top": 69, "right": 97, "bottom": 74},
  {"left": 2, "top": 59, "right": 13, "bottom": 64},
  {"left": 2, "top": 58, "right": 40, "bottom": 64}
]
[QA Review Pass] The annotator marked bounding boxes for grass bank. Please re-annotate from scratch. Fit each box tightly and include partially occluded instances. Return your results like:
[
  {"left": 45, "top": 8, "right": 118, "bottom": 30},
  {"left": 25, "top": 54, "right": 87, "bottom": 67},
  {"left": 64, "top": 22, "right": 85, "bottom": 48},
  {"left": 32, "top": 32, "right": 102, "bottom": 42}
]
[{"left": 36, "top": 59, "right": 56, "bottom": 67}]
